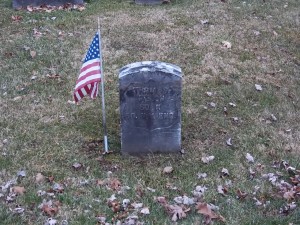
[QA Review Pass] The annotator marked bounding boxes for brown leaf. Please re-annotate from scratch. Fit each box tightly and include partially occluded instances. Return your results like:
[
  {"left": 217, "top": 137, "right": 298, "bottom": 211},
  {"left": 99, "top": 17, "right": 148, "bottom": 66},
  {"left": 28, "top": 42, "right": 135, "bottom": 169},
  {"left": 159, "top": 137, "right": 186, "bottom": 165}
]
[
  {"left": 42, "top": 204, "right": 58, "bottom": 216},
  {"left": 12, "top": 186, "right": 26, "bottom": 195},
  {"left": 53, "top": 200, "right": 62, "bottom": 207},
  {"left": 155, "top": 196, "right": 168, "bottom": 205},
  {"left": 290, "top": 175, "right": 300, "bottom": 185},
  {"left": 109, "top": 178, "right": 121, "bottom": 191},
  {"left": 135, "top": 184, "right": 144, "bottom": 198},
  {"left": 163, "top": 204, "right": 189, "bottom": 222},
  {"left": 11, "top": 15, "right": 22, "bottom": 22},
  {"left": 30, "top": 50, "right": 36, "bottom": 58},
  {"left": 217, "top": 185, "right": 228, "bottom": 196},
  {"left": 35, "top": 173, "right": 45, "bottom": 183},
  {"left": 96, "top": 179, "right": 104, "bottom": 186},
  {"left": 197, "top": 203, "right": 225, "bottom": 223},
  {"left": 236, "top": 189, "right": 248, "bottom": 200},
  {"left": 108, "top": 200, "right": 121, "bottom": 213},
  {"left": 47, "top": 175, "right": 55, "bottom": 183},
  {"left": 77, "top": 6, "right": 85, "bottom": 12}
]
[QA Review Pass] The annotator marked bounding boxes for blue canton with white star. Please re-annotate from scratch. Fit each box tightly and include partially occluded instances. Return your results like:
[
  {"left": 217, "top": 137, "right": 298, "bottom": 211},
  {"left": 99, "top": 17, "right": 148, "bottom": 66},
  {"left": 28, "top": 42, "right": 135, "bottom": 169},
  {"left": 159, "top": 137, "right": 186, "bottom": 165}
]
[{"left": 84, "top": 33, "right": 100, "bottom": 63}]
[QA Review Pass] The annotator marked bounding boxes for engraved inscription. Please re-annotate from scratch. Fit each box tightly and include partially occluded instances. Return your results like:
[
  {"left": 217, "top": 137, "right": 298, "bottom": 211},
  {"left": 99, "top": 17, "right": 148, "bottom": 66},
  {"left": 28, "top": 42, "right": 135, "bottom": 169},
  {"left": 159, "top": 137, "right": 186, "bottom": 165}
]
[{"left": 121, "top": 81, "right": 180, "bottom": 130}]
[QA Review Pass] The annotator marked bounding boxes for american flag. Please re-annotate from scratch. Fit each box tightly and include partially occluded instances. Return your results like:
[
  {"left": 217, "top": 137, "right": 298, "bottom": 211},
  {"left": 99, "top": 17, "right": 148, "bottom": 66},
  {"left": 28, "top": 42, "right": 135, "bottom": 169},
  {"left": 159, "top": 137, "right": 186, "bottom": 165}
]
[{"left": 73, "top": 33, "right": 101, "bottom": 103}]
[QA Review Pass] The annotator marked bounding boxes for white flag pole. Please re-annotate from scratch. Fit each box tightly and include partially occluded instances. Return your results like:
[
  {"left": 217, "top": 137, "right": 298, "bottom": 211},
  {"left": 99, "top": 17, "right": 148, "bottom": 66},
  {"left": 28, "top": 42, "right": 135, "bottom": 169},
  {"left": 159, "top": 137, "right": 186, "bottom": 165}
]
[{"left": 98, "top": 17, "right": 109, "bottom": 153}]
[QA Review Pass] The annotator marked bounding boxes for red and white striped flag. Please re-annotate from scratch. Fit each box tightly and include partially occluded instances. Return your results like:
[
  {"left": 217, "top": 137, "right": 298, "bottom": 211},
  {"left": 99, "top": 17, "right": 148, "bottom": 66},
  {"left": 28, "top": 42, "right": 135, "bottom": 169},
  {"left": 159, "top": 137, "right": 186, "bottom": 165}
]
[{"left": 74, "top": 33, "right": 101, "bottom": 103}]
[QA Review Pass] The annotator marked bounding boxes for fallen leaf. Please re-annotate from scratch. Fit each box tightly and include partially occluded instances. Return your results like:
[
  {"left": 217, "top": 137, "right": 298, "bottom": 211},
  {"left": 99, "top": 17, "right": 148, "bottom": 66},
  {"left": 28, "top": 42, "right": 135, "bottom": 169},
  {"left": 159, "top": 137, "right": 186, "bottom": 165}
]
[
  {"left": 109, "top": 178, "right": 121, "bottom": 191},
  {"left": 42, "top": 204, "right": 58, "bottom": 216},
  {"left": 140, "top": 207, "right": 150, "bottom": 215},
  {"left": 46, "top": 218, "right": 57, "bottom": 225},
  {"left": 11, "top": 15, "right": 22, "bottom": 22},
  {"left": 253, "top": 197, "right": 263, "bottom": 206},
  {"left": 283, "top": 190, "right": 295, "bottom": 201},
  {"left": 47, "top": 175, "right": 55, "bottom": 183},
  {"left": 52, "top": 183, "right": 64, "bottom": 193},
  {"left": 72, "top": 162, "right": 82, "bottom": 170},
  {"left": 232, "top": 117, "right": 239, "bottom": 122},
  {"left": 221, "top": 168, "right": 229, "bottom": 177},
  {"left": 163, "top": 166, "right": 173, "bottom": 174},
  {"left": 222, "top": 41, "right": 232, "bottom": 49},
  {"left": 163, "top": 204, "right": 189, "bottom": 221},
  {"left": 192, "top": 185, "right": 207, "bottom": 197},
  {"left": 31, "top": 75, "right": 37, "bottom": 80},
  {"left": 27, "top": 6, "right": 33, "bottom": 12},
  {"left": 270, "top": 114, "right": 277, "bottom": 121},
  {"left": 201, "top": 19, "right": 209, "bottom": 25},
  {"left": 209, "top": 102, "right": 216, "bottom": 108},
  {"left": 196, "top": 203, "right": 225, "bottom": 223},
  {"left": 226, "top": 138, "right": 233, "bottom": 146},
  {"left": 96, "top": 216, "right": 106, "bottom": 224},
  {"left": 122, "top": 199, "right": 130, "bottom": 208},
  {"left": 17, "top": 170, "right": 26, "bottom": 177},
  {"left": 155, "top": 196, "right": 168, "bottom": 205},
  {"left": 229, "top": 102, "right": 236, "bottom": 107},
  {"left": 12, "top": 186, "right": 26, "bottom": 195},
  {"left": 253, "top": 30, "right": 260, "bottom": 36},
  {"left": 13, "top": 205, "right": 25, "bottom": 214},
  {"left": 197, "top": 172, "right": 207, "bottom": 179},
  {"left": 255, "top": 84, "right": 263, "bottom": 91},
  {"left": 201, "top": 156, "right": 215, "bottom": 164},
  {"left": 132, "top": 202, "right": 143, "bottom": 209},
  {"left": 36, "top": 173, "right": 45, "bottom": 183},
  {"left": 236, "top": 189, "right": 248, "bottom": 199},
  {"left": 246, "top": 153, "right": 254, "bottom": 163},
  {"left": 147, "top": 187, "right": 156, "bottom": 192},
  {"left": 13, "top": 96, "right": 22, "bottom": 102},
  {"left": 287, "top": 202, "right": 297, "bottom": 210},
  {"left": 30, "top": 50, "right": 36, "bottom": 58},
  {"left": 77, "top": 5, "right": 85, "bottom": 11},
  {"left": 217, "top": 185, "right": 228, "bottom": 196},
  {"left": 108, "top": 200, "right": 121, "bottom": 213}
]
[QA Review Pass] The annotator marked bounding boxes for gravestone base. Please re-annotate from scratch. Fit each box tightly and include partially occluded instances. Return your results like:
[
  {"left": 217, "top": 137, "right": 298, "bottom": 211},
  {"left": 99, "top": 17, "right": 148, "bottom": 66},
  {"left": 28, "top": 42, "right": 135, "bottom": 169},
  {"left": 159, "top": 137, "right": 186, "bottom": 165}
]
[
  {"left": 13, "top": 0, "right": 83, "bottom": 9},
  {"left": 119, "top": 61, "right": 182, "bottom": 155}
]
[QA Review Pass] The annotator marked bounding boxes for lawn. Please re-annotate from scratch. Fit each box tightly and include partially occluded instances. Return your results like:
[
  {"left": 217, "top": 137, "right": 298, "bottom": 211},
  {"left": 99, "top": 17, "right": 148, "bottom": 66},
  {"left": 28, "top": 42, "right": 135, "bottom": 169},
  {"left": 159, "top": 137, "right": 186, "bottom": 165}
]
[{"left": 0, "top": 0, "right": 299, "bottom": 224}]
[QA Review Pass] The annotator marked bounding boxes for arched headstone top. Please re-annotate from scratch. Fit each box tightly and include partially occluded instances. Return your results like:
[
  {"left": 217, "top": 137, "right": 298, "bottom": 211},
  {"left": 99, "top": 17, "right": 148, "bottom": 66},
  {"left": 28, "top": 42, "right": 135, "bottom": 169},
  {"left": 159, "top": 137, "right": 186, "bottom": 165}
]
[{"left": 119, "top": 61, "right": 182, "bottom": 78}]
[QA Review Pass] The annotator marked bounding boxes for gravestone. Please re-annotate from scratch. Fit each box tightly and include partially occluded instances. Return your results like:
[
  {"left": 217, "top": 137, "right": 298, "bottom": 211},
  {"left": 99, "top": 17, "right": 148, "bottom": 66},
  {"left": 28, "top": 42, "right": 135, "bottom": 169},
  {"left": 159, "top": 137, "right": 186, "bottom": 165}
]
[
  {"left": 13, "top": 0, "right": 83, "bottom": 9},
  {"left": 119, "top": 61, "right": 182, "bottom": 155},
  {"left": 135, "top": 0, "right": 162, "bottom": 5}
]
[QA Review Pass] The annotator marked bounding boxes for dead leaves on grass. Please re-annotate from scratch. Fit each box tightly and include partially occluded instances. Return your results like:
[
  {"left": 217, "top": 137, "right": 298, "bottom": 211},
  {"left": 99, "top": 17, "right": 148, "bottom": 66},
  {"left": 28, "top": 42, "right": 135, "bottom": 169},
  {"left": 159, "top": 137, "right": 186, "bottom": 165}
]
[
  {"left": 197, "top": 203, "right": 226, "bottom": 224},
  {"left": 17, "top": 4, "right": 86, "bottom": 12},
  {"left": 155, "top": 196, "right": 190, "bottom": 222}
]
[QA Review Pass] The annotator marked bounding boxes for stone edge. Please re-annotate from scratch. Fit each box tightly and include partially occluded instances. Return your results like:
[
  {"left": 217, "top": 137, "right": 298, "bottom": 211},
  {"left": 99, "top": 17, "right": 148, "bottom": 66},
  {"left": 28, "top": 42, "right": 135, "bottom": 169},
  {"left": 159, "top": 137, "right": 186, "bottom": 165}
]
[{"left": 119, "top": 61, "right": 182, "bottom": 78}]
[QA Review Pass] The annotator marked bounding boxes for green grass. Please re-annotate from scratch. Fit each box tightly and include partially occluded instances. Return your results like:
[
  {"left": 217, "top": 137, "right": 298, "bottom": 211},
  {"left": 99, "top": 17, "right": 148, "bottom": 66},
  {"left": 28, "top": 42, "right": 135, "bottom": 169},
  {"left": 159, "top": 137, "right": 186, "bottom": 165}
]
[{"left": 0, "top": 0, "right": 299, "bottom": 224}]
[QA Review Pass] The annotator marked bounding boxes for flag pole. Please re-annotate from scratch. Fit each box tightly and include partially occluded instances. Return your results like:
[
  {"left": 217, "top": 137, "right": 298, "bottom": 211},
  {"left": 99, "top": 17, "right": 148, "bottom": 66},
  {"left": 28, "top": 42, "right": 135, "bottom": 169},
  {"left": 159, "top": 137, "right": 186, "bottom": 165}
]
[{"left": 98, "top": 17, "right": 109, "bottom": 153}]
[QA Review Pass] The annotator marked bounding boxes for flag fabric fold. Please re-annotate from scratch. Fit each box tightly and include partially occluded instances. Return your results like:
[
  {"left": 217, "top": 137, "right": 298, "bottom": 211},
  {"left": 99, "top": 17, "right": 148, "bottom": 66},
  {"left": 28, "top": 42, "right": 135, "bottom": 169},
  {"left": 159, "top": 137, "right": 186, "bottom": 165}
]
[{"left": 74, "top": 33, "right": 101, "bottom": 103}]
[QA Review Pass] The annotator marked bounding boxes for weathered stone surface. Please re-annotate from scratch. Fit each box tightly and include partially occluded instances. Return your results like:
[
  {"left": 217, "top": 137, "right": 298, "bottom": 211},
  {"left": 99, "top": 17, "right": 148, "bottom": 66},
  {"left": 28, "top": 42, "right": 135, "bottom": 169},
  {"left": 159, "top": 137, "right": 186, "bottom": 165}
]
[
  {"left": 135, "top": 0, "right": 162, "bottom": 5},
  {"left": 119, "top": 61, "right": 182, "bottom": 155},
  {"left": 13, "top": 0, "right": 83, "bottom": 9}
]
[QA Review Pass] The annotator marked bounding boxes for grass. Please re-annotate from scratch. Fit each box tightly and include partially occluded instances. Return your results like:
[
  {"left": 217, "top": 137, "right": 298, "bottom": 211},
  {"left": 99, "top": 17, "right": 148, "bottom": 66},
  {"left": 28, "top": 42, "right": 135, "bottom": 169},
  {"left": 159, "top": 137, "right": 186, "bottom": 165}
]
[{"left": 0, "top": 0, "right": 299, "bottom": 224}]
